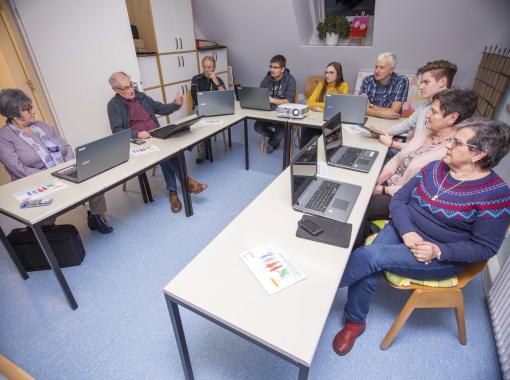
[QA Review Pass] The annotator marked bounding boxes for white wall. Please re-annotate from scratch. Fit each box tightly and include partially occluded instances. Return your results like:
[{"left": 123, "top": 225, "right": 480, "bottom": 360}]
[
  {"left": 192, "top": 0, "right": 510, "bottom": 93},
  {"left": 11, "top": 0, "right": 141, "bottom": 147}
]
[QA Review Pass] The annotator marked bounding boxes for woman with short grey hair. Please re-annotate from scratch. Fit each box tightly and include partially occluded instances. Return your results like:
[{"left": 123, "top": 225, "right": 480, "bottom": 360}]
[
  {"left": 0, "top": 89, "right": 113, "bottom": 234},
  {"left": 333, "top": 116, "right": 510, "bottom": 355}
]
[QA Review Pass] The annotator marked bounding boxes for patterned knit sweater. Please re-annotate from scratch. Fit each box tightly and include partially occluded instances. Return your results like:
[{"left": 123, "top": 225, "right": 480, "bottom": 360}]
[{"left": 390, "top": 160, "right": 510, "bottom": 263}]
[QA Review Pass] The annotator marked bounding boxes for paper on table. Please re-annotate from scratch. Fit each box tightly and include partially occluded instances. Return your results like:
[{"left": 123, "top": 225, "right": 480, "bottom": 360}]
[
  {"left": 13, "top": 180, "right": 67, "bottom": 203},
  {"left": 240, "top": 243, "right": 306, "bottom": 295},
  {"left": 130, "top": 144, "right": 160, "bottom": 156},
  {"left": 342, "top": 124, "right": 365, "bottom": 134},
  {"left": 200, "top": 119, "right": 224, "bottom": 126}
]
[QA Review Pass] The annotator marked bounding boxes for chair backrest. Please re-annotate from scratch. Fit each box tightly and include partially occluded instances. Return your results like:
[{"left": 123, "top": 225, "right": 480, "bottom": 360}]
[
  {"left": 186, "top": 90, "right": 193, "bottom": 115},
  {"left": 304, "top": 76, "right": 324, "bottom": 100}
]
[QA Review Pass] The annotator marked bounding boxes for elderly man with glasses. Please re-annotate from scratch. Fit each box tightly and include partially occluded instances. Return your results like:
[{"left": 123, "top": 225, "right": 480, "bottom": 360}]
[{"left": 107, "top": 72, "right": 207, "bottom": 213}]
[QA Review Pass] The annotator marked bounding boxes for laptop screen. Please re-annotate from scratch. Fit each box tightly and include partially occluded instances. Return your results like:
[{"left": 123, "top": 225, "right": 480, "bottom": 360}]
[
  {"left": 291, "top": 136, "right": 318, "bottom": 205},
  {"left": 322, "top": 112, "right": 343, "bottom": 162}
]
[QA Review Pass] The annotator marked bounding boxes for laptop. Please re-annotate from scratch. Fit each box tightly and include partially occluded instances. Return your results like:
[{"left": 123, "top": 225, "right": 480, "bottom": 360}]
[
  {"left": 52, "top": 129, "right": 130, "bottom": 183},
  {"left": 324, "top": 94, "right": 368, "bottom": 124},
  {"left": 291, "top": 136, "right": 361, "bottom": 222},
  {"left": 150, "top": 116, "right": 201, "bottom": 139},
  {"left": 322, "top": 112, "right": 378, "bottom": 173},
  {"left": 238, "top": 86, "right": 271, "bottom": 111},
  {"left": 196, "top": 90, "right": 235, "bottom": 117}
]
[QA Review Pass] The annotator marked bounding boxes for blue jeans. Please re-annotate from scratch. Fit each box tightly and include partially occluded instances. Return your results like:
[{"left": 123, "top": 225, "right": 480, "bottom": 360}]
[
  {"left": 159, "top": 157, "right": 180, "bottom": 191},
  {"left": 339, "top": 222, "right": 464, "bottom": 323},
  {"left": 254, "top": 121, "right": 285, "bottom": 149}
]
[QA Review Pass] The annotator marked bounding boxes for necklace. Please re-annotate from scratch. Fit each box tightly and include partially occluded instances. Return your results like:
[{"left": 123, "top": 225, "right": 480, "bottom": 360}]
[{"left": 432, "top": 172, "right": 464, "bottom": 201}]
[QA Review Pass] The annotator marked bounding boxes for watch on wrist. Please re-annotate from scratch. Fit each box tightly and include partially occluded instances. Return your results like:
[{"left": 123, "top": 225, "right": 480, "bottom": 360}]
[{"left": 436, "top": 248, "right": 442, "bottom": 261}]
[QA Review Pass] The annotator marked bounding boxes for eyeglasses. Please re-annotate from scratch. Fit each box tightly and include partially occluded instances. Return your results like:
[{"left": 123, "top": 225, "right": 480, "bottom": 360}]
[
  {"left": 324, "top": 71, "right": 336, "bottom": 75},
  {"left": 269, "top": 65, "right": 282, "bottom": 70},
  {"left": 116, "top": 81, "right": 137, "bottom": 91},
  {"left": 445, "top": 137, "right": 482, "bottom": 150},
  {"left": 21, "top": 105, "right": 34, "bottom": 113}
]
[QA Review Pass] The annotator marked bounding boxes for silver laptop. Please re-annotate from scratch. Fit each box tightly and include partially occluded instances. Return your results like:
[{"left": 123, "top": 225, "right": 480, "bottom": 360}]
[
  {"left": 324, "top": 94, "right": 368, "bottom": 123},
  {"left": 238, "top": 86, "right": 271, "bottom": 111},
  {"left": 52, "top": 129, "right": 130, "bottom": 183},
  {"left": 291, "top": 136, "right": 361, "bottom": 222},
  {"left": 323, "top": 112, "right": 378, "bottom": 173},
  {"left": 197, "top": 90, "right": 235, "bottom": 117}
]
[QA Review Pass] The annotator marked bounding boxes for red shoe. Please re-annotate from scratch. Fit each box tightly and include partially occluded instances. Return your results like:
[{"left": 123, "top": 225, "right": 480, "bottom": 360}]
[{"left": 332, "top": 320, "right": 366, "bottom": 356}]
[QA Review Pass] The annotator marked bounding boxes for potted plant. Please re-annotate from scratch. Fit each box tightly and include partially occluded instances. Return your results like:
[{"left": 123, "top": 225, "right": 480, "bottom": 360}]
[{"left": 317, "top": 13, "right": 351, "bottom": 46}]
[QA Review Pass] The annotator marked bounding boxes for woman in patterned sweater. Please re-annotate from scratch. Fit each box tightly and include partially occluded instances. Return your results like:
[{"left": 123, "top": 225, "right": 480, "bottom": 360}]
[{"left": 333, "top": 117, "right": 510, "bottom": 356}]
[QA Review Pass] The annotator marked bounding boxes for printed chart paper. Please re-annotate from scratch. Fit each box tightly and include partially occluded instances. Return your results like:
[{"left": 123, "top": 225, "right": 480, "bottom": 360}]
[
  {"left": 342, "top": 124, "right": 365, "bottom": 134},
  {"left": 200, "top": 119, "right": 225, "bottom": 126},
  {"left": 130, "top": 144, "right": 160, "bottom": 157},
  {"left": 240, "top": 243, "right": 306, "bottom": 295},
  {"left": 13, "top": 180, "right": 67, "bottom": 203}
]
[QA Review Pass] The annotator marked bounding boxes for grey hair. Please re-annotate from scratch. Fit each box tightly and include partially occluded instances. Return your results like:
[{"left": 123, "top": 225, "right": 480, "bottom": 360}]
[
  {"left": 108, "top": 71, "right": 130, "bottom": 88},
  {"left": 456, "top": 116, "right": 510, "bottom": 169},
  {"left": 377, "top": 52, "right": 397, "bottom": 68},
  {"left": 0, "top": 89, "right": 32, "bottom": 120},
  {"left": 201, "top": 55, "right": 216, "bottom": 68}
]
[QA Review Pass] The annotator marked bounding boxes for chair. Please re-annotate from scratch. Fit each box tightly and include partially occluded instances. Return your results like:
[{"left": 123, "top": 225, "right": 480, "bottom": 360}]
[
  {"left": 380, "top": 261, "right": 487, "bottom": 350},
  {"left": 0, "top": 354, "right": 35, "bottom": 380}
]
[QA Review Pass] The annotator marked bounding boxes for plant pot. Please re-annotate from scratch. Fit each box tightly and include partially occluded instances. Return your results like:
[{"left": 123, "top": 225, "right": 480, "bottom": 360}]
[{"left": 325, "top": 33, "right": 339, "bottom": 46}]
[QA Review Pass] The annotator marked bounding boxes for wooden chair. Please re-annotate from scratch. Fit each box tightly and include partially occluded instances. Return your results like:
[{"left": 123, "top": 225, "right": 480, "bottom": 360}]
[
  {"left": 0, "top": 354, "right": 35, "bottom": 380},
  {"left": 304, "top": 76, "right": 323, "bottom": 100},
  {"left": 380, "top": 261, "right": 487, "bottom": 350}
]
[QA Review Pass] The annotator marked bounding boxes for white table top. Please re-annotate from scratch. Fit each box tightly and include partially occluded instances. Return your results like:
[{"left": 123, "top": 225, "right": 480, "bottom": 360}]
[{"left": 163, "top": 117, "right": 397, "bottom": 366}]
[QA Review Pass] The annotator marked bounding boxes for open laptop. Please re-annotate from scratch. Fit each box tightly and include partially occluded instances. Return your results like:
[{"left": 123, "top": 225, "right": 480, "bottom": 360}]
[
  {"left": 322, "top": 112, "right": 378, "bottom": 173},
  {"left": 196, "top": 90, "right": 235, "bottom": 117},
  {"left": 324, "top": 94, "right": 368, "bottom": 124},
  {"left": 291, "top": 136, "right": 361, "bottom": 222},
  {"left": 238, "top": 86, "right": 271, "bottom": 111},
  {"left": 52, "top": 129, "right": 130, "bottom": 183},
  {"left": 150, "top": 116, "right": 201, "bottom": 139}
]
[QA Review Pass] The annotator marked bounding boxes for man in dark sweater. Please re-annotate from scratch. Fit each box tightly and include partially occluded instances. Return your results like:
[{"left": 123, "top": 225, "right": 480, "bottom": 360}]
[
  {"left": 107, "top": 72, "right": 207, "bottom": 213},
  {"left": 254, "top": 55, "right": 296, "bottom": 153}
]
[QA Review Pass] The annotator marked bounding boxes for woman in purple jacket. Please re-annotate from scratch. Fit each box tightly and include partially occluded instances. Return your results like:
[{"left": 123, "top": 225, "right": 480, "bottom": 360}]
[
  {"left": 332, "top": 117, "right": 510, "bottom": 356},
  {"left": 0, "top": 89, "right": 113, "bottom": 234}
]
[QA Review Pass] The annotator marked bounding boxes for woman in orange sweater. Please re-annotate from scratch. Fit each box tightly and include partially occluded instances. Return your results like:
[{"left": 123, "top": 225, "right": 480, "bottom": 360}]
[{"left": 301, "top": 62, "right": 349, "bottom": 147}]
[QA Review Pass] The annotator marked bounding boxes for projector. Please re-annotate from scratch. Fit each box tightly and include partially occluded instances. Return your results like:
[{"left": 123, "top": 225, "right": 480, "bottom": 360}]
[{"left": 277, "top": 103, "right": 308, "bottom": 119}]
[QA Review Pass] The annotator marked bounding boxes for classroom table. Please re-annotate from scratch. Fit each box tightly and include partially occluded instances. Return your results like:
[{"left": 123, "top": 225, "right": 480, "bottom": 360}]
[{"left": 163, "top": 115, "right": 400, "bottom": 379}]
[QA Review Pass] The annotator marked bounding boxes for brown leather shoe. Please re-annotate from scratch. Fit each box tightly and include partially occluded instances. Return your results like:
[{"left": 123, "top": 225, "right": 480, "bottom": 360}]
[
  {"left": 188, "top": 178, "right": 208, "bottom": 194},
  {"left": 169, "top": 191, "right": 182, "bottom": 213},
  {"left": 332, "top": 320, "right": 366, "bottom": 356}
]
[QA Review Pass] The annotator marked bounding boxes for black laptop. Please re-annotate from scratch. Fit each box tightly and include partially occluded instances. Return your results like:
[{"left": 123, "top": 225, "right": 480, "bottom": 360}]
[
  {"left": 322, "top": 112, "right": 378, "bottom": 173},
  {"left": 150, "top": 116, "right": 201, "bottom": 139},
  {"left": 52, "top": 129, "right": 130, "bottom": 183},
  {"left": 238, "top": 86, "right": 271, "bottom": 111}
]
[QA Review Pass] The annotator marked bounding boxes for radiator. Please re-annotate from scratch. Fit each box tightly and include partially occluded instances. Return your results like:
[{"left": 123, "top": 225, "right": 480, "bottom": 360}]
[{"left": 489, "top": 257, "right": 510, "bottom": 380}]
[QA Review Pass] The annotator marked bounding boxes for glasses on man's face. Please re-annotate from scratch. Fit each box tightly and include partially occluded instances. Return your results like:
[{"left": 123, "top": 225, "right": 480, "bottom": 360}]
[
  {"left": 117, "top": 81, "right": 137, "bottom": 91},
  {"left": 445, "top": 136, "right": 481, "bottom": 150},
  {"left": 21, "top": 105, "right": 34, "bottom": 113},
  {"left": 269, "top": 65, "right": 282, "bottom": 70}
]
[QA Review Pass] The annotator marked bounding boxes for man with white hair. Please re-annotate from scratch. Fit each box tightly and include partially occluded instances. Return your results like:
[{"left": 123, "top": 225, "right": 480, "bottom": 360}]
[
  {"left": 107, "top": 71, "right": 208, "bottom": 214},
  {"left": 359, "top": 52, "right": 409, "bottom": 119}
]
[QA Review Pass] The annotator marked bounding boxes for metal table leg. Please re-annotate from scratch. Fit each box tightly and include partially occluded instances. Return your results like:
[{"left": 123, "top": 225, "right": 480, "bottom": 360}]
[
  {"left": 0, "top": 226, "right": 28, "bottom": 279},
  {"left": 141, "top": 173, "right": 154, "bottom": 202},
  {"left": 138, "top": 175, "right": 149, "bottom": 204},
  {"left": 244, "top": 119, "right": 250, "bottom": 170},
  {"left": 282, "top": 121, "right": 291, "bottom": 171},
  {"left": 177, "top": 151, "right": 193, "bottom": 217},
  {"left": 31, "top": 224, "right": 78, "bottom": 309},
  {"left": 207, "top": 138, "right": 214, "bottom": 163},
  {"left": 165, "top": 295, "right": 195, "bottom": 380},
  {"left": 228, "top": 127, "right": 232, "bottom": 148},
  {"left": 298, "top": 365, "right": 310, "bottom": 380}
]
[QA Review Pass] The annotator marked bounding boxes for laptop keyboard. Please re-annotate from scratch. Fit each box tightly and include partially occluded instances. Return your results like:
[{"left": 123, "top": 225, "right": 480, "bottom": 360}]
[
  {"left": 305, "top": 181, "right": 340, "bottom": 213},
  {"left": 59, "top": 165, "right": 78, "bottom": 178},
  {"left": 337, "top": 148, "right": 362, "bottom": 167}
]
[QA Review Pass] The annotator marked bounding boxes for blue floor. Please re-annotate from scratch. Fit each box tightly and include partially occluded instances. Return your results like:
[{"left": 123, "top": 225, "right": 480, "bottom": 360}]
[{"left": 0, "top": 122, "right": 502, "bottom": 379}]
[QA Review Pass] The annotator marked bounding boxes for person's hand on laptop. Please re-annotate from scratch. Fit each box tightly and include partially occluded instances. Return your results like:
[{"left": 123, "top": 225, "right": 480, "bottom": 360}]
[
  {"left": 138, "top": 131, "right": 151, "bottom": 139},
  {"left": 174, "top": 93, "right": 184, "bottom": 107}
]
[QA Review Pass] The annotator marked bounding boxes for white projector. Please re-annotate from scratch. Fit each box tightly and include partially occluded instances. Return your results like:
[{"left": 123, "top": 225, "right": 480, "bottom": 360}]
[{"left": 277, "top": 103, "right": 308, "bottom": 119}]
